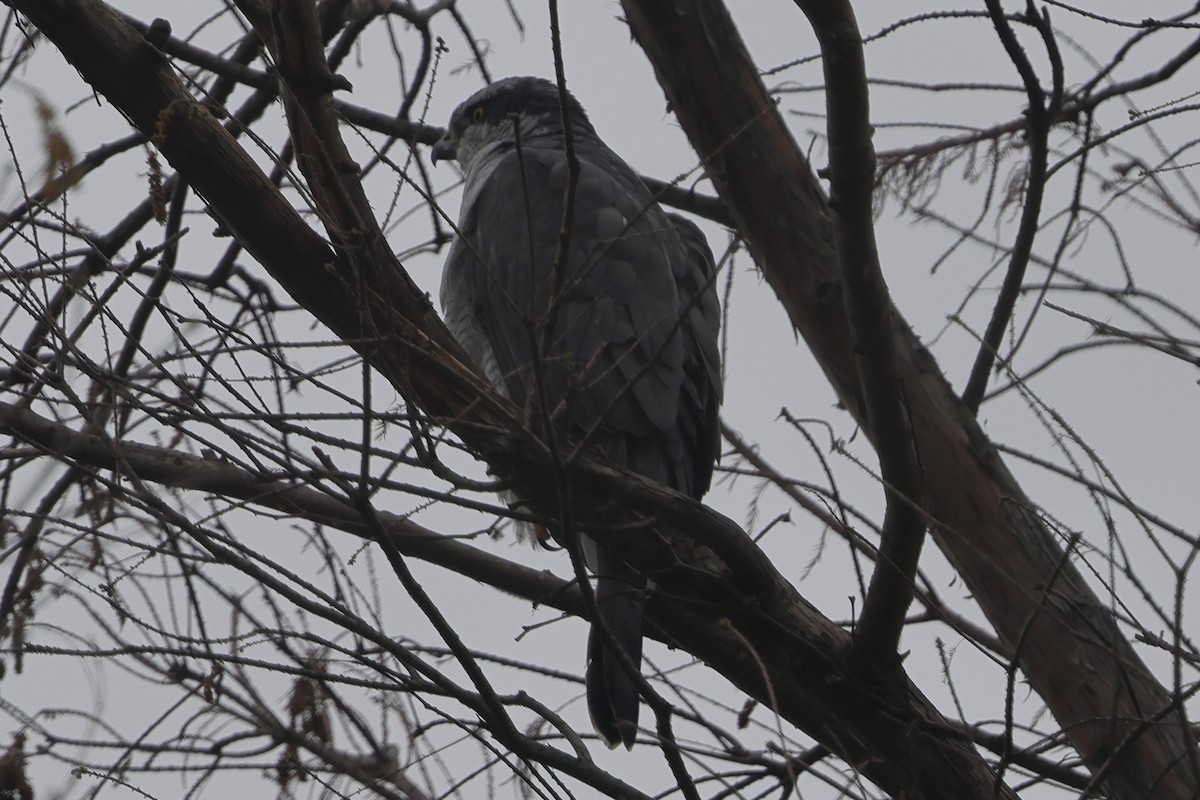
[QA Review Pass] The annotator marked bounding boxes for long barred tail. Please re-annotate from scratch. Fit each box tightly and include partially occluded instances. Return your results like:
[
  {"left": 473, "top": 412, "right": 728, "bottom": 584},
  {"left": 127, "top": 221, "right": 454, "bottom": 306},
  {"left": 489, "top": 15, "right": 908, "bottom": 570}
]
[{"left": 585, "top": 552, "right": 645, "bottom": 750}]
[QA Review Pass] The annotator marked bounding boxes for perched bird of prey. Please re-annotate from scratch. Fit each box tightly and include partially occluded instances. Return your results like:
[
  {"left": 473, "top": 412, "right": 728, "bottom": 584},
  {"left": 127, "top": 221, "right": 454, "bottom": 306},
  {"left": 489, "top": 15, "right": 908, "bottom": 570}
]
[{"left": 432, "top": 76, "right": 722, "bottom": 749}]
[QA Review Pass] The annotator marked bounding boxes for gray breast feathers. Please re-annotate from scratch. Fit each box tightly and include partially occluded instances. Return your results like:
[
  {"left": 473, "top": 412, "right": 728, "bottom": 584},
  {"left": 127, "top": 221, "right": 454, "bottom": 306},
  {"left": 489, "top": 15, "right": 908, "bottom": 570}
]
[{"left": 442, "top": 141, "right": 719, "bottom": 494}]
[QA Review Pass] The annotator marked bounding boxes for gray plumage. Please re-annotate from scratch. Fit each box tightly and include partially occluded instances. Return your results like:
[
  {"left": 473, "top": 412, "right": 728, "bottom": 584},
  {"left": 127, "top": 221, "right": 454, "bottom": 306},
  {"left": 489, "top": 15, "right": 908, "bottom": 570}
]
[{"left": 432, "top": 76, "right": 722, "bottom": 749}]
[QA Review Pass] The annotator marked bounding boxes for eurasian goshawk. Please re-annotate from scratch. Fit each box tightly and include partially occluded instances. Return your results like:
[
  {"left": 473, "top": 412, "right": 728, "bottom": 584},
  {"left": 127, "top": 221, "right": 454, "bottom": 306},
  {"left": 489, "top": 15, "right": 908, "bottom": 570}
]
[{"left": 432, "top": 76, "right": 722, "bottom": 749}]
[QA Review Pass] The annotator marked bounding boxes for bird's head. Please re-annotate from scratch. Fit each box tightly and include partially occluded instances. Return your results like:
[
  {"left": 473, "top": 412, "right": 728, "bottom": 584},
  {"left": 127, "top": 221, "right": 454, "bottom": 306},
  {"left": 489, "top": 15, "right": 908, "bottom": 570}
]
[{"left": 431, "top": 76, "right": 593, "bottom": 171}]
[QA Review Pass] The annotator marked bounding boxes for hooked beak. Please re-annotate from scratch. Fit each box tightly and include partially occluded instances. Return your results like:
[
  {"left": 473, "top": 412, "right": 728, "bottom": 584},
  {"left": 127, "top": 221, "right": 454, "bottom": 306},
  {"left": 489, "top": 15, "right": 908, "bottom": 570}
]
[{"left": 430, "top": 133, "right": 457, "bottom": 165}]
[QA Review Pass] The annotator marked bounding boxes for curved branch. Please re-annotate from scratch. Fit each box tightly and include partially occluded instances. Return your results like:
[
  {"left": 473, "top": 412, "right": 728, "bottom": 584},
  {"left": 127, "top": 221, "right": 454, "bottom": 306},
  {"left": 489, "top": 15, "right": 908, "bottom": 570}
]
[
  {"left": 792, "top": 0, "right": 928, "bottom": 665},
  {"left": 961, "top": 0, "right": 1062, "bottom": 412}
]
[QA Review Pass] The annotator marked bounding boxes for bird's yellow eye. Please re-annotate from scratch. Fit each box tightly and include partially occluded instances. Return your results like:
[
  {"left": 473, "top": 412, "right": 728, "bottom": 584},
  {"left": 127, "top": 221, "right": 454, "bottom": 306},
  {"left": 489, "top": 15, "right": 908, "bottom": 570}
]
[{"left": 471, "top": 105, "right": 485, "bottom": 123}]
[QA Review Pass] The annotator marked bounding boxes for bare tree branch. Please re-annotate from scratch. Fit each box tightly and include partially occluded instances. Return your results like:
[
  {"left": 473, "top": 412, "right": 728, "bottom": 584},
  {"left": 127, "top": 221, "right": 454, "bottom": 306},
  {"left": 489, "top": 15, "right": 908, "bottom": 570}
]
[
  {"left": 791, "top": 0, "right": 928, "bottom": 665},
  {"left": 619, "top": 0, "right": 1199, "bottom": 797},
  {"left": 4, "top": 0, "right": 1198, "bottom": 797}
]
